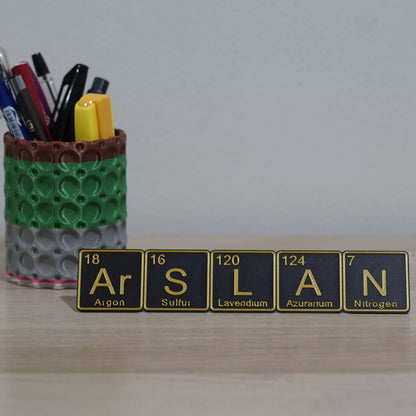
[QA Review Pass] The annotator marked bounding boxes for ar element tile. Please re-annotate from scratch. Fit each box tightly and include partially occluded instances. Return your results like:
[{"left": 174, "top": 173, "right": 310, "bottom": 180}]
[
  {"left": 77, "top": 250, "right": 144, "bottom": 311},
  {"left": 277, "top": 251, "right": 342, "bottom": 312},
  {"left": 343, "top": 251, "right": 410, "bottom": 313},
  {"left": 211, "top": 251, "right": 275, "bottom": 312},
  {"left": 144, "top": 250, "right": 210, "bottom": 311}
]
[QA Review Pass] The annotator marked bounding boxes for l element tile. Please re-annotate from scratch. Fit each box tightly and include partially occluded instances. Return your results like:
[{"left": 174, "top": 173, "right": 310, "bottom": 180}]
[{"left": 211, "top": 251, "right": 276, "bottom": 312}]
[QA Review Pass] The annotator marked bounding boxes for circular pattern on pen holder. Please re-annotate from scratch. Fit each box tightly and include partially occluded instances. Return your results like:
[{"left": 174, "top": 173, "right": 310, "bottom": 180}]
[
  {"left": 4, "top": 130, "right": 126, "bottom": 229},
  {"left": 5, "top": 221, "right": 127, "bottom": 289},
  {"left": 3, "top": 130, "right": 127, "bottom": 288}
]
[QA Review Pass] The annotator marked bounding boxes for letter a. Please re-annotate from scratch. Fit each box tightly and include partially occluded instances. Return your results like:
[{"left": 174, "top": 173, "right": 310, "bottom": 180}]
[
  {"left": 89, "top": 268, "right": 116, "bottom": 295},
  {"left": 363, "top": 269, "right": 387, "bottom": 297},
  {"left": 295, "top": 269, "right": 322, "bottom": 296}
]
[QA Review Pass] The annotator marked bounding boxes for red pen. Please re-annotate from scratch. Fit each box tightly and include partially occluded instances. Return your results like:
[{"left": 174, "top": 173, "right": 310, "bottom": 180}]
[{"left": 11, "top": 62, "right": 51, "bottom": 138}]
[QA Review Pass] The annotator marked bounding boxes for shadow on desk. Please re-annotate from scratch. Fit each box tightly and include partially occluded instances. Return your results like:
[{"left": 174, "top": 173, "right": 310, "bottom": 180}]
[{"left": 61, "top": 296, "right": 77, "bottom": 312}]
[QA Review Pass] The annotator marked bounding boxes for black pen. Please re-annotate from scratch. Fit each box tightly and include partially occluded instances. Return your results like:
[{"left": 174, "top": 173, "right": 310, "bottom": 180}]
[
  {"left": 32, "top": 52, "right": 57, "bottom": 107},
  {"left": 49, "top": 63, "right": 88, "bottom": 141},
  {"left": 9, "top": 74, "right": 49, "bottom": 141}
]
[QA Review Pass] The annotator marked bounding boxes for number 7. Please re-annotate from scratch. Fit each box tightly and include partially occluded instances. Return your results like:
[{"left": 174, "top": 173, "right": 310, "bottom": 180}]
[{"left": 347, "top": 255, "right": 355, "bottom": 266}]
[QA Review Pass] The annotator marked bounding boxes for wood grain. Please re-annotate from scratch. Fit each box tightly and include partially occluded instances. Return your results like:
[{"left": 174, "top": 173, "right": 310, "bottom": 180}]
[{"left": 1, "top": 235, "right": 415, "bottom": 415}]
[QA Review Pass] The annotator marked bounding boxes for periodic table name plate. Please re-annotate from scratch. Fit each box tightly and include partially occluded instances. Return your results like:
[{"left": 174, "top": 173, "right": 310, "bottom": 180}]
[{"left": 76, "top": 250, "right": 410, "bottom": 313}]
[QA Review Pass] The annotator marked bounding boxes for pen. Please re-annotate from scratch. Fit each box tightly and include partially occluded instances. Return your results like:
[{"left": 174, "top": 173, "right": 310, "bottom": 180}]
[
  {"left": 0, "top": 46, "right": 11, "bottom": 85},
  {"left": 87, "top": 77, "right": 109, "bottom": 94},
  {"left": 9, "top": 74, "right": 50, "bottom": 142},
  {"left": 12, "top": 62, "right": 51, "bottom": 136},
  {"left": 32, "top": 52, "right": 57, "bottom": 107},
  {"left": 49, "top": 63, "right": 88, "bottom": 141},
  {"left": 0, "top": 76, "right": 30, "bottom": 140},
  {"left": 74, "top": 93, "right": 115, "bottom": 141}
]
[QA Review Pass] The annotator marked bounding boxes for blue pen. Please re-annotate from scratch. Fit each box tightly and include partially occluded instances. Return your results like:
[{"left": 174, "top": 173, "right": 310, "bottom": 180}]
[{"left": 0, "top": 77, "right": 30, "bottom": 140}]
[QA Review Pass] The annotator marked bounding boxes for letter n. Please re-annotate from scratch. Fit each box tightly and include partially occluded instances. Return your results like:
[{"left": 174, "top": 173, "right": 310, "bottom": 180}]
[{"left": 363, "top": 269, "right": 387, "bottom": 297}]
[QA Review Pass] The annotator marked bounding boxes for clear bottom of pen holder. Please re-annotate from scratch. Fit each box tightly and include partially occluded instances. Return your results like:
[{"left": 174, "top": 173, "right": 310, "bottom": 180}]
[{"left": 3, "top": 130, "right": 127, "bottom": 288}]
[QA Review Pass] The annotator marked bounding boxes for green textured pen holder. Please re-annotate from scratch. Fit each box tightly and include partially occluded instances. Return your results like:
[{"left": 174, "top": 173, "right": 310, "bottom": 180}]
[{"left": 3, "top": 130, "right": 127, "bottom": 288}]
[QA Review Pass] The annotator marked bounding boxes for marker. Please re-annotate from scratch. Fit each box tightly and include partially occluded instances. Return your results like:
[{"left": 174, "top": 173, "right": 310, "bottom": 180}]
[
  {"left": 9, "top": 74, "right": 50, "bottom": 142},
  {"left": 87, "top": 77, "right": 109, "bottom": 94},
  {"left": 74, "top": 93, "right": 114, "bottom": 141},
  {"left": 49, "top": 63, "right": 88, "bottom": 141},
  {"left": 0, "top": 77, "right": 30, "bottom": 140},
  {"left": 12, "top": 62, "right": 51, "bottom": 136},
  {"left": 32, "top": 52, "right": 57, "bottom": 107}
]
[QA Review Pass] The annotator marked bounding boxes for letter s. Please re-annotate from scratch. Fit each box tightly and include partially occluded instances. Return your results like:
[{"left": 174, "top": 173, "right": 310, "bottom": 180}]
[{"left": 164, "top": 268, "right": 187, "bottom": 296}]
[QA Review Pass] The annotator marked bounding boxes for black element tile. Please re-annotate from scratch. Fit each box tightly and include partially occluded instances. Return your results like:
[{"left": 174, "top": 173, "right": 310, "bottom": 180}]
[
  {"left": 277, "top": 251, "right": 342, "bottom": 312},
  {"left": 343, "top": 251, "right": 410, "bottom": 313},
  {"left": 77, "top": 250, "right": 144, "bottom": 311},
  {"left": 211, "top": 251, "right": 275, "bottom": 312},
  {"left": 144, "top": 250, "right": 210, "bottom": 311}
]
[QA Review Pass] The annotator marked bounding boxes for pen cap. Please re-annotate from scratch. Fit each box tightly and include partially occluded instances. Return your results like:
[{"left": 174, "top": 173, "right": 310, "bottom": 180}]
[
  {"left": 75, "top": 93, "right": 115, "bottom": 141},
  {"left": 87, "top": 77, "right": 109, "bottom": 94},
  {"left": 11, "top": 62, "right": 51, "bottom": 137},
  {"left": 32, "top": 53, "right": 49, "bottom": 76},
  {"left": 74, "top": 100, "right": 100, "bottom": 141}
]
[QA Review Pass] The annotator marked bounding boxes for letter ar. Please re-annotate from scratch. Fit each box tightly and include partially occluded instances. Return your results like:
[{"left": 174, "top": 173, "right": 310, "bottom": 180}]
[{"left": 89, "top": 269, "right": 133, "bottom": 296}]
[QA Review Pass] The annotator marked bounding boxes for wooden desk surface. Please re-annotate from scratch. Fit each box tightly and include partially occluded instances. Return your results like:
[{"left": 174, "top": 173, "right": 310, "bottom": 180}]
[{"left": 1, "top": 235, "right": 415, "bottom": 415}]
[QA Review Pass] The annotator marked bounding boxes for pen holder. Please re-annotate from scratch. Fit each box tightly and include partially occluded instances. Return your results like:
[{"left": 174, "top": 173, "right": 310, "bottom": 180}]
[{"left": 3, "top": 130, "right": 127, "bottom": 288}]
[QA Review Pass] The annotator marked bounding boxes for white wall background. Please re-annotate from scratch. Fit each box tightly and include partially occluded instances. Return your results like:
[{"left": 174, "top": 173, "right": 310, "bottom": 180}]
[{"left": 1, "top": 0, "right": 416, "bottom": 235}]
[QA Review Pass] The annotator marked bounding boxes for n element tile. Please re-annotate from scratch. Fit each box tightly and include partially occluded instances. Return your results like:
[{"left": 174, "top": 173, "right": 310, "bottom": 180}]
[{"left": 343, "top": 251, "right": 410, "bottom": 313}]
